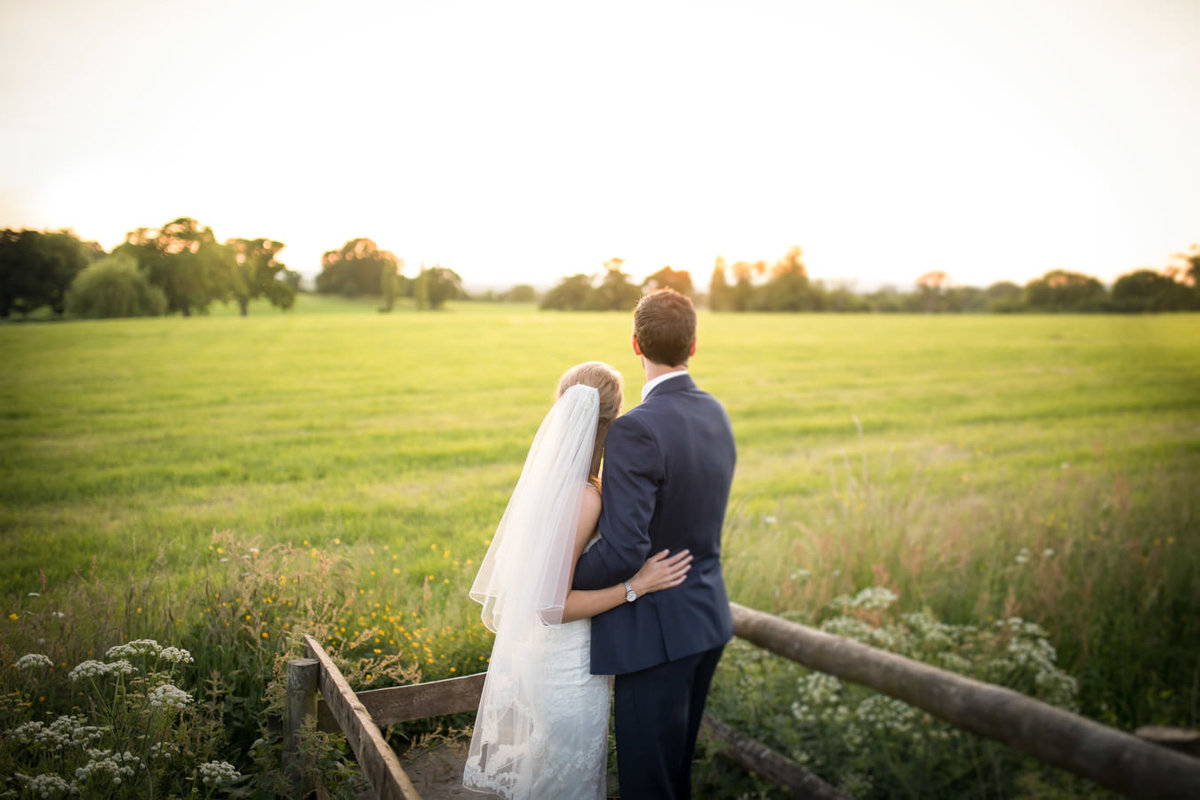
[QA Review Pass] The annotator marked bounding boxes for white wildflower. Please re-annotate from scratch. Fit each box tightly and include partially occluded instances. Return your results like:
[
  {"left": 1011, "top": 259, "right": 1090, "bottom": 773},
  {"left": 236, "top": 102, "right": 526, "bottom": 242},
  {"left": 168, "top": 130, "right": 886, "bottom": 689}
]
[
  {"left": 27, "top": 591, "right": 41, "bottom": 597},
  {"left": 1014, "top": 547, "right": 1030, "bottom": 564},
  {"left": 75, "top": 750, "right": 140, "bottom": 786},
  {"left": 149, "top": 741, "right": 181, "bottom": 760},
  {"left": 158, "top": 646, "right": 194, "bottom": 664},
  {"left": 148, "top": 683, "right": 192, "bottom": 709},
  {"left": 14, "top": 772, "right": 72, "bottom": 798},
  {"left": 836, "top": 586, "right": 898, "bottom": 611},
  {"left": 69, "top": 659, "right": 136, "bottom": 681},
  {"left": 14, "top": 653, "right": 54, "bottom": 669},
  {"left": 199, "top": 760, "right": 241, "bottom": 787},
  {"left": 1043, "top": 548, "right": 1056, "bottom": 558},
  {"left": 106, "top": 639, "right": 162, "bottom": 659}
]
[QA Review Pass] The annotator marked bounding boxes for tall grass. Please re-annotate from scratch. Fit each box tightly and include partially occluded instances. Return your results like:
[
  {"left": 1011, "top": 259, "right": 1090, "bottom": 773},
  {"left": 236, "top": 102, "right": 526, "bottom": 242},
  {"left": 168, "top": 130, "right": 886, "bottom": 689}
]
[{"left": 2, "top": 301, "right": 1197, "bottom": 795}]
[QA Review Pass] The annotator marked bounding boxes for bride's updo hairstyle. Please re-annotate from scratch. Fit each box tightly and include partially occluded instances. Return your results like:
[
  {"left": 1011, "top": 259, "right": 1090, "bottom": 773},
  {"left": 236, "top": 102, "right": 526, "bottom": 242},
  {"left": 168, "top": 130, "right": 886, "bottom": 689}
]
[{"left": 557, "top": 361, "right": 623, "bottom": 484}]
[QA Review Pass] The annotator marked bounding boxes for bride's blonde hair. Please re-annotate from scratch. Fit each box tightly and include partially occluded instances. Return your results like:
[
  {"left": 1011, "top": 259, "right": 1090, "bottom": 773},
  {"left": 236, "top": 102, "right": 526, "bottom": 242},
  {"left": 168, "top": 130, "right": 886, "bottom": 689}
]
[{"left": 557, "top": 361, "right": 623, "bottom": 484}]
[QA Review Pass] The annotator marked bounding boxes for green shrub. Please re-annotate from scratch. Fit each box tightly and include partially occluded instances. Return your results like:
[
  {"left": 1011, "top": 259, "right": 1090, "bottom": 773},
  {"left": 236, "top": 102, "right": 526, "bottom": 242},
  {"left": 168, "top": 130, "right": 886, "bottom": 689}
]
[{"left": 65, "top": 253, "right": 166, "bottom": 318}]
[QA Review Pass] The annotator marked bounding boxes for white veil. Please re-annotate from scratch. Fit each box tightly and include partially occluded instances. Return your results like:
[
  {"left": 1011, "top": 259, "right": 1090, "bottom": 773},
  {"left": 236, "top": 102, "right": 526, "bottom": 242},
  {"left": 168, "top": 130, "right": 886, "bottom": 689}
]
[{"left": 464, "top": 384, "right": 599, "bottom": 797}]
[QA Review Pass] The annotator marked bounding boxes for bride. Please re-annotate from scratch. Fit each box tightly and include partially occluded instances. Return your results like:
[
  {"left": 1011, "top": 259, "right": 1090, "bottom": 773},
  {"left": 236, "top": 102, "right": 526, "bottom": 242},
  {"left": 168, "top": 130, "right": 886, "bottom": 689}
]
[{"left": 463, "top": 362, "right": 692, "bottom": 799}]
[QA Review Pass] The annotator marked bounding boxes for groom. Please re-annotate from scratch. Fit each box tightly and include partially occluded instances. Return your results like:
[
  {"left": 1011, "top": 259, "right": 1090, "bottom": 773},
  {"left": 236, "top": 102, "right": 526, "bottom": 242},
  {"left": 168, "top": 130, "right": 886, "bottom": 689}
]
[{"left": 571, "top": 287, "right": 737, "bottom": 799}]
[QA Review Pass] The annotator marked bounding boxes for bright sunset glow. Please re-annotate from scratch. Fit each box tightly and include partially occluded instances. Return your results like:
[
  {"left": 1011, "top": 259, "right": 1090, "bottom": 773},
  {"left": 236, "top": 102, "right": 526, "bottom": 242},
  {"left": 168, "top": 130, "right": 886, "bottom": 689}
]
[{"left": 2, "top": 0, "right": 1198, "bottom": 290}]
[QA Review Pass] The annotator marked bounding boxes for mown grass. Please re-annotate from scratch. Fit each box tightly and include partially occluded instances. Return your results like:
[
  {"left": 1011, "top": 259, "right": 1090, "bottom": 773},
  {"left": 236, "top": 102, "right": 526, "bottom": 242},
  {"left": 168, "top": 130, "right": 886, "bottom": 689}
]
[{"left": 2, "top": 299, "right": 1198, "bottom": 795}]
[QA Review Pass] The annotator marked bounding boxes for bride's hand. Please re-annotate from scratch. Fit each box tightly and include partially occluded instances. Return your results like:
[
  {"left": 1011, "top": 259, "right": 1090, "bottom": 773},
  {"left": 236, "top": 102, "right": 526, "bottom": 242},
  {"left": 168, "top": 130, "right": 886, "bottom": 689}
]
[{"left": 629, "top": 549, "right": 692, "bottom": 596}]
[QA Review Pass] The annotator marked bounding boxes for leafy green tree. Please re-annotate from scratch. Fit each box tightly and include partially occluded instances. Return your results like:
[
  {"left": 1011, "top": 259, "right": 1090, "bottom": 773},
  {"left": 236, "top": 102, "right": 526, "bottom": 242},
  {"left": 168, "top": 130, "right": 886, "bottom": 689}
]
[
  {"left": 1111, "top": 269, "right": 1197, "bottom": 312},
  {"left": 413, "top": 265, "right": 464, "bottom": 310},
  {"left": 117, "top": 218, "right": 233, "bottom": 316},
  {"left": 65, "top": 252, "right": 168, "bottom": 318},
  {"left": 315, "top": 238, "right": 399, "bottom": 297},
  {"left": 586, "top": 259, "right": 641, "bottom": 311},
  {"left": 756, "top": 246, "right": 814, "bottom": 311},
  {"left": 540, "top": 274, "right": 594, "bottom": 310},
  {"left": 915, "top": 270, "right": 948, "bottom": 313},
  {"left": 226, "top": 238, "right": 296, "bottom": 315},
  {"left": 1023, "top": 269, "right": 1108, "bottom": 312},
  {"left": 729, "top": 260, "right": 765, "bottom": 312},
  {"left": 500, "top": 284, "right": 538, "bottom": 303},
  {"left": 708, "top": 257, "right": 733, "bottom": 311},
  {"left": 0, "top": 229, "right": 98, "bottom": 317},
  {"left": 642, "top": 266, "right": 694, "bottom": 297},
  {"left": 1173, "top": 244, "right": 1199, "bottom": 302},
  {"left": 985, "top": 281, "right": 1025, "bottom": 313}
]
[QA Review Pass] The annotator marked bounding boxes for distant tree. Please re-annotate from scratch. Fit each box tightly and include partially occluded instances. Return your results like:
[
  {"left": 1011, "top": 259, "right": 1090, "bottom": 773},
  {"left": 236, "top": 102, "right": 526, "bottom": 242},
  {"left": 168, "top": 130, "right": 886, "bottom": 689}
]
[
  {"left": 729, "top": 260, "right": 765, "bottom": 311},
  {"left": 413, "top": 265, "right": 463, "bottom": 310},
  {"left": 864, "top": 285, "right": 909, "bottom": 313},
  {"left": 501, "top": 284, "right": 538, "bottom": 303},
  {"left": 708, "top": 257, "right": 733, "bottom": 311},
  {"left": 822, "top": 281, "right": 871, "bottom": 312},
  {"left": 756, "top": 246, "right": 814, "bottom": 311},
  {"left": 65, "top": 252, "right": 167, "bottom": 318},
  {"left": 916, "top": 270, "right": 948, "bottom": 313},
  {"left": 0, "top": 229, "right": 98, "bottom": 317},
  {"left": 315, "top": 238, "right": 399, "bottom": 297},
  {"left": 586, "top": 259, "right": 641, "bottom": 311},
  {"left": 117, "top": 218, "right": 233, "bottom": 316},
  {"left": 1111, "top": 269, "right": 1197, "bottom": 312},
  {"left": 540, "top": 274, "right": 593, "bottom": 310},
  {"left": 642, "top": 266, "right": 693, "bottom": 297},
  {"left": 985, "top": 281, "right": 1025, "bottom": 313},
  {"left": 1024, "top": 269, "right": 1108, "bottom": 312},
  {"left": 226, "top": 238, "right": 296, "bottom": 315},
  {"left": 1171, "top": 244, "right": 1199, "bottom": 302}
]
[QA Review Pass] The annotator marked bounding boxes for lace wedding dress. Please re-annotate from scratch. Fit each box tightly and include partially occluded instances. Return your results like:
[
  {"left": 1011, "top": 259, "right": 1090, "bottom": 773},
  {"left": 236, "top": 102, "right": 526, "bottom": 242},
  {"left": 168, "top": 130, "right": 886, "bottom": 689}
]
[
  {"left": 463, "top": 385, "right": 613, "bottom": 799},
  {"left": 462, "top": 616, "right": 611, "bottom": 799}
]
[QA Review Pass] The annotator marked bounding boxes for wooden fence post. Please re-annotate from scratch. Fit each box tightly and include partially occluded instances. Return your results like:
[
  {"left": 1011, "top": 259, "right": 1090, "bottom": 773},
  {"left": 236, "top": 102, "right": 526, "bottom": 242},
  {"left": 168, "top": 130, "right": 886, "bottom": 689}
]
[{"left": 284, "top": 657, "right": 320, "bottom": 796}]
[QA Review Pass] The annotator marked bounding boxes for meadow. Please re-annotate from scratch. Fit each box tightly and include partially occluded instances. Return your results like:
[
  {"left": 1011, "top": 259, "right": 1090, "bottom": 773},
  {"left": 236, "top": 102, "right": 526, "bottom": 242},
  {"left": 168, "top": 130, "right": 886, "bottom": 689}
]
[{"left": 1, "top": 297, "right": 1198, "bottom": 797}]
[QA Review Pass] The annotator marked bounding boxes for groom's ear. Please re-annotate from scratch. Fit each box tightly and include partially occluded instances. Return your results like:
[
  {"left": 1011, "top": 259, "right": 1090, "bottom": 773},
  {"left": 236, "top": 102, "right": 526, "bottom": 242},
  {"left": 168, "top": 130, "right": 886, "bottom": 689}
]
[
  {"left": 689, "top": 338, "right": 697, "bottom": 358},
  {"left": 631, "top": 333, "right": 643, "bottom": 356}
]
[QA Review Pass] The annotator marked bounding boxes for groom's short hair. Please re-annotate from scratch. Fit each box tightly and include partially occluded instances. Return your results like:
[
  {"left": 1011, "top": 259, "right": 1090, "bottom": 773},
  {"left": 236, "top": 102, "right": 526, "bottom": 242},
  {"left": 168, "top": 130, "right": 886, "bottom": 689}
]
[{"left": 634, "top": 288, "right": 696, "bottom": 367}]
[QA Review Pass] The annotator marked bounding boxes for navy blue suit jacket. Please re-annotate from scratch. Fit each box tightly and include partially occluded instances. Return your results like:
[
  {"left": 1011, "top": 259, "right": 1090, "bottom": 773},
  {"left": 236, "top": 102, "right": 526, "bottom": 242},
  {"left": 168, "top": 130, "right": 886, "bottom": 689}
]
[{"left": 572, "top": 373, "right": 736, "bottom": 675}]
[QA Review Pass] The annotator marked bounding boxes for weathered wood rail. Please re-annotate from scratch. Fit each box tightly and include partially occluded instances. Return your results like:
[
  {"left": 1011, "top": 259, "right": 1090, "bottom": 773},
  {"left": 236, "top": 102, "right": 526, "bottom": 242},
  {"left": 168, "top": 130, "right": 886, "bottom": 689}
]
[{"left": 285, "top": 605, "right": 1200, "bottom": 799}]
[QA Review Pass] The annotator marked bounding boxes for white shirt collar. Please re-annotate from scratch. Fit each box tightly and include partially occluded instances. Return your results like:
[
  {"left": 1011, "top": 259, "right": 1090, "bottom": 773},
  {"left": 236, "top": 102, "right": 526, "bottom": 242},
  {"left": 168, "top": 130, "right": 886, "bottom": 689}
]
[{"left": 641, "top": 369, "right": 688, "bottom": 402}]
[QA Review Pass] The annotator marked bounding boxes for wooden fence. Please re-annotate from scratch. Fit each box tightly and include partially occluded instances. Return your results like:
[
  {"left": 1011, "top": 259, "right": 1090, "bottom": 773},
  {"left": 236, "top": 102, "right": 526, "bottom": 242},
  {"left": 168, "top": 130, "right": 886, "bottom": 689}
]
[{"left": 284, "top": 604, "right": 1200, "bottom": 799}]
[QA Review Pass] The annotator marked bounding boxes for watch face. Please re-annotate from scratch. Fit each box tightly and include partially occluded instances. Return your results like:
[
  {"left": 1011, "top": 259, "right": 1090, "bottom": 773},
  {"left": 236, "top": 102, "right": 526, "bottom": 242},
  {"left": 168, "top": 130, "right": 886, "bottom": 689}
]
[{"left": 625, "top": 589, "right": 636, "bottom": 602}]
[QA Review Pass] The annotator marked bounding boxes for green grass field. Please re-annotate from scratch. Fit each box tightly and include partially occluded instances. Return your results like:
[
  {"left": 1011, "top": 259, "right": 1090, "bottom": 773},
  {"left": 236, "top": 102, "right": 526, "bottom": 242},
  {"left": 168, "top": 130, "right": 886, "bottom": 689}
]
[{"left": 2, "top": 297, "right": 1198, "bottom": 795}]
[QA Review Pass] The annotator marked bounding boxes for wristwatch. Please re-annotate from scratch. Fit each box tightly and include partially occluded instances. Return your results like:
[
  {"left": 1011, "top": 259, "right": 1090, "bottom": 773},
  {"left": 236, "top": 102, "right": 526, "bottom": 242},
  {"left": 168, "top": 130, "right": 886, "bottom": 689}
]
[{"left": 624, "top": 580, "right": 638, "bottom": 603}]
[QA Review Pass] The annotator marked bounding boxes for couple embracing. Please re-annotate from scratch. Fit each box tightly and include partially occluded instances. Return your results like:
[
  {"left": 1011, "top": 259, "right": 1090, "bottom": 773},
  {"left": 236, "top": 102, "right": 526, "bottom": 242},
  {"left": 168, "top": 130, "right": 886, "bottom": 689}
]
[{"left": 463, "top": 288, "right": 737, "bottom": 799}]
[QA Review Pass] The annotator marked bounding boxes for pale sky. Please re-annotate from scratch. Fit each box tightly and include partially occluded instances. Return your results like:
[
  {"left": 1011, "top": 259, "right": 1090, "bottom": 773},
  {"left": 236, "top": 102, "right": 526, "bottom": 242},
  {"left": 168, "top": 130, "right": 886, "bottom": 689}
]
[{"left": 2, "top": 0, "right": 1198, "bottom": 290}]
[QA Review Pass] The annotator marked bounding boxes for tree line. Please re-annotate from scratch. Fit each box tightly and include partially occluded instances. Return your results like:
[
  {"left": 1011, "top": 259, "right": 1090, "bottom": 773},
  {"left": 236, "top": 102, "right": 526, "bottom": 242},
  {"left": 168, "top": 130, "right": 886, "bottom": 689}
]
[
  {"left": 4, "top": 221, "right": 1197, "bottom": 319},
  {"left": 0, "top": 221, "right": 465, "bottom": 319},
  {"left": 535, "top": 244, "right": 1200, "bottom": 314}
]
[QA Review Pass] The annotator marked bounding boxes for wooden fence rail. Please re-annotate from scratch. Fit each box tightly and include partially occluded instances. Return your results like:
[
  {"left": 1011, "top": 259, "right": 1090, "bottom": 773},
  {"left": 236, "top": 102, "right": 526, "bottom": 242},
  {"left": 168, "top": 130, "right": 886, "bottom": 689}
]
[
  {"left": 729, "top": 602, "right": 1200, "bottom": 799},
  {"left": 284, "top": 606, "right": 1200, "bottom": 799}
]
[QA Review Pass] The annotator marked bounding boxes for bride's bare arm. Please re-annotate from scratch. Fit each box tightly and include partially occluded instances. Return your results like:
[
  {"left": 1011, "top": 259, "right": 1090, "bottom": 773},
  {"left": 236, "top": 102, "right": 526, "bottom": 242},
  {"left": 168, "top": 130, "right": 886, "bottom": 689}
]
[{"left": 561, "top": 487, "right": 692, "bottom": 623}]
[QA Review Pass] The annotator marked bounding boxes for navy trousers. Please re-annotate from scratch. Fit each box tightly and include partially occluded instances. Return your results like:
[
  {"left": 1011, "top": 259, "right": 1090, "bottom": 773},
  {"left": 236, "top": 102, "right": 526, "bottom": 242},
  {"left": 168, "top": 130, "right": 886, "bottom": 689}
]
[{"left": 612, "top": 644, "right": 725, "bottom": 799}]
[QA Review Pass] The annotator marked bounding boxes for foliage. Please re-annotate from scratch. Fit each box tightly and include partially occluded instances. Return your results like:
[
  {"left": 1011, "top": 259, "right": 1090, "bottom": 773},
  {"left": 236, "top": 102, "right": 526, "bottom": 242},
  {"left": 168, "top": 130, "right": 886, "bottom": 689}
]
[
  {"left": 539, "top": 273, "right": 594, "bottom": 310},
  {"left": 412, "top": 266, "right": 464, "bottom": 310},
  {"left": 1, "top": 635, "right": 241, "bottom": 798},
  {"left": 64, "top": 252, "right": 168, "bottom": 319},
  {"left": 754, "top": 246, "right": 815, "bottom": 311},
  {"left": 314, "top": 239, "right": 400, "bottom": 298},
  {"left": 708, "top": 257, "right": 733, "bottom": 311},
  {"left": 703, "top": 589, "right": 1090, "bottom": 798},
  {"left": 1110, "top": 269, "right": 1197, "bottom": 312},
  {"left": 226, "top": 239, "right": 297, "bottom": 316},
  {"left": 642, "top": 266, "right": 694, "bottom": 297},
  {"left": 0, "top": 229, "right": 99, "bottom": 318},
  {"left": 1023, "top": 270, "right": 1109, "bottom": 313},
  {"left": 116, "top": 218, "right": 236, "bottom": 317}
]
